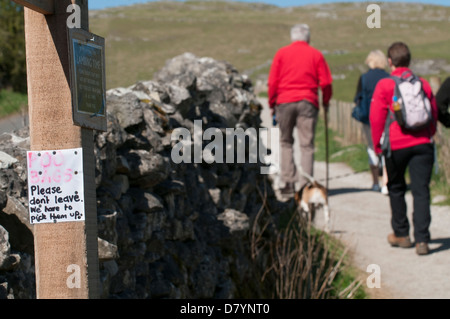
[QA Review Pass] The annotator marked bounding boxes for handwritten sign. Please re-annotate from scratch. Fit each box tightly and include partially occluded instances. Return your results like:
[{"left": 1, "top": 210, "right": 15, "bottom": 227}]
[
  {"left": 68, "top": 28, "right": 107, "bottom": 131},
  {"left": 27, "top": 148, "right": 85, "bottom": 224}
]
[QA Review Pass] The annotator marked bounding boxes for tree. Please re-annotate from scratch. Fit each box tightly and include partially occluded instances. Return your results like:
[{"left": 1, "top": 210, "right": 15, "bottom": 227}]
[{"left": 0, "top": 0, "right": 26, "bottom": 93}]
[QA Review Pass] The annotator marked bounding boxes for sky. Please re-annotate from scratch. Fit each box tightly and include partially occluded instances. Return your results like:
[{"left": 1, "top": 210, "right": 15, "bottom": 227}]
[{"left": 89, "top": 0, "right": 450, "bottom": 10}]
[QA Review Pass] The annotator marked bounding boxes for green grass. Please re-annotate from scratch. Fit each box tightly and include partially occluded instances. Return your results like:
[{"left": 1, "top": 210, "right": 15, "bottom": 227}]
[
  {"left": 276, "top": 207, "right": 368, "bottom": 299},
  {"left": 315, "top": 113, "right": 370, "bottom": 173},
  {"left": 0, "top": 89, "right": 28, "bottom": 117},
  {"left": 5, "top": 1, "right": 450, "bottom": 115},
  {"left": 430, "top": 170, "right": 450, "bottom": 206},
  {"left": 320, "top": 230, "right": 368, "bottom": 299},
  {"left": 430, "top": 140, "right": 450, "bottom": 206},
  {"left": 89, "top": 1, "right": 450, "bottom": 99}
]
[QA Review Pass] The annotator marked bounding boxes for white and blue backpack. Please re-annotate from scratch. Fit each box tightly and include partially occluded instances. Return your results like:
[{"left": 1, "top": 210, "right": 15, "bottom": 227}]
[{"left": 381, "top": 71, "right": 433, "bottom": 157}]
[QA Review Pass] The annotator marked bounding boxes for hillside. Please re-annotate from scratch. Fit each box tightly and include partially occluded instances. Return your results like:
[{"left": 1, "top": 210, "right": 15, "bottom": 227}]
[{"left": 89, "top": 1, "right": 450, "bottom": 102}]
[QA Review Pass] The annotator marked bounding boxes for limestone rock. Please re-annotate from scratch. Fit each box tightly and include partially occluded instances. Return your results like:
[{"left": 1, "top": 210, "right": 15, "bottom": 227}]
[
  {"left": 0, "top": 53, "right": 287, "bottom": 299},
  {"left": 217, "top": 209, "right": 250, "bottom": 233}
]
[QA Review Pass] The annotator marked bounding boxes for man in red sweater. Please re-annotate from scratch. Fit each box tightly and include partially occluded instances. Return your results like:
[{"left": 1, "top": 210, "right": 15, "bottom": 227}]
[
  {"left": 268, "top": 24, "right": 333, "bottom": 198},
  {"left": 370, "top": 42, "right": 438, "bottom": 255}
]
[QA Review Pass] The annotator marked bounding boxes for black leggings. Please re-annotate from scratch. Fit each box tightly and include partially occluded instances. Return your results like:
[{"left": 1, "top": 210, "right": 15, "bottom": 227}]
[{"left": 385, "top": 143, "right": 434, "bottom": 243}]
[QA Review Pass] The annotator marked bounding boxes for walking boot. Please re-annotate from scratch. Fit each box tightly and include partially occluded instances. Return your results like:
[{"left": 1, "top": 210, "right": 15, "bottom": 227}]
[
  {"left": 415, "top": 242, "right": 429, "bottom": 255},
  {"left": 387, "top": 233, "right": 413, "bottom": 248}
]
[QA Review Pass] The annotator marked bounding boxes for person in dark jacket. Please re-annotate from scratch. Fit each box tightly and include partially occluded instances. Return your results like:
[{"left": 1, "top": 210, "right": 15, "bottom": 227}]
[
  {"left": 354, "top": 50, "right": 389, "bottom": 193},
  {"left": 436, "top": 77, "right": 450, "bottom": 128}
]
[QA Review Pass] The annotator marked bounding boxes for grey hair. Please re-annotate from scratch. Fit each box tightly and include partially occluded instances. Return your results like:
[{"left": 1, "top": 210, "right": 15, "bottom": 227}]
[{"left": 290, "top": 24, "right": 310, "bottom": 43}]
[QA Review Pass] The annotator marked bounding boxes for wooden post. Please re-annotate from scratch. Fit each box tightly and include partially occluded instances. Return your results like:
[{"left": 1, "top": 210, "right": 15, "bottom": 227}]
[
  {"left": 13, "top": 0, "right": 54, "bottom": 14},
  {"left": 19, "top": 0, "right": 100, "bottom": 299}
]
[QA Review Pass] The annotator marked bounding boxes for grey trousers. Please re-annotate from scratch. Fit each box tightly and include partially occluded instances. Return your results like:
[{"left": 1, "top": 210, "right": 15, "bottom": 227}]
[{"left": 276, "top": 100, "right": 319, "bottom": 189}]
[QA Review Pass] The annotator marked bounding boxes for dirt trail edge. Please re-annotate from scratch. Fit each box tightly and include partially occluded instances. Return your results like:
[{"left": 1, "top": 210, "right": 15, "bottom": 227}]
[{"left": 259, "top": 97, "right": 450, "bottom": 299}]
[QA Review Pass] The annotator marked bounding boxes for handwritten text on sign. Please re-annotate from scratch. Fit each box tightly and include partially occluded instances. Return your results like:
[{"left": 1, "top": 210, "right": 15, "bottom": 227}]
[{"left": 27, "top": 148, "right": 85, "bottom": 224}]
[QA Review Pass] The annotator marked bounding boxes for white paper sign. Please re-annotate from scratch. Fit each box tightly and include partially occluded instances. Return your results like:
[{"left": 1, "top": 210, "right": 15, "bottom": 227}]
[{"left": 27, "top": 148, "right": 85, "bottom": 224}]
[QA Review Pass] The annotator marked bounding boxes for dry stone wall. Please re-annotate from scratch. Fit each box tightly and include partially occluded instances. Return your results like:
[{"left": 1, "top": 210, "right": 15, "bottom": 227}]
[{"left": 0, "top": 53, "right": 288, "bottom": 299}]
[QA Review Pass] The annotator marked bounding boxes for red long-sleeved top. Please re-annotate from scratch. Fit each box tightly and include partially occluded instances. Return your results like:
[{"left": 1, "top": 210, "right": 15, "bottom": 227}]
[
  {"left": 268, "top": 41, "right": 333, "bottom": 109},
  {"left": 369, "top": 67, "right": 437, "bottom": 154}
]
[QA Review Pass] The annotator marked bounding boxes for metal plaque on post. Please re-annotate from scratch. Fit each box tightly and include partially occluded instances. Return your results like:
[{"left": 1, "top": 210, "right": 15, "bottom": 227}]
[{"left": 68, "top": 28, "right": 107, "bottom": 131}]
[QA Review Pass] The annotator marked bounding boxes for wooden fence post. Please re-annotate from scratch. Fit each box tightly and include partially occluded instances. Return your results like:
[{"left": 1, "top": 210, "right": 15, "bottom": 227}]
[
  {"left": 16, "top": 0, "right": 100, "bottom": 299},
  {"left": 328, "top": 100, "right": 365, "bottom": 146}
]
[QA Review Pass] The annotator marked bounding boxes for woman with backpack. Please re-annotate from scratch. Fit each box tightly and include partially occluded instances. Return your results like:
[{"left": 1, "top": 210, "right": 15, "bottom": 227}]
[
  {"left": 370, "top": 42, "right": 438, "bottom": 256},
  {"left": 353, "top": 50, "right": 389, "bottom": 193}
]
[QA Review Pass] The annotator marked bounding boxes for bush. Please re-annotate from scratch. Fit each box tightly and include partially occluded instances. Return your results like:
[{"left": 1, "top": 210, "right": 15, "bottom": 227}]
[
  {"left": 250, "top": 192, "right": 366, "bottom": 299},
  {"left": 0, "top": 0, "right": 27, "bottom": 93}
]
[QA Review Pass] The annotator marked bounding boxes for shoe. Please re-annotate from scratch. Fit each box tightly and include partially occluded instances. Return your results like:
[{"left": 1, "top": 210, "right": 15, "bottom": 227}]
[
  {"left": 387, "top": 233, "right": 413, "bottom": 248},
  {"left": 371, "top": 184, "right": 381, "bottom": 192},
  {"left": 416, "top": 242, "right": 429, "bottom": 255},
  {"left": 381, "top": 186, "right": 389, "bottom": 195},
  {"left": 280, "top": 183, "right": 295, "bottom": 199}
]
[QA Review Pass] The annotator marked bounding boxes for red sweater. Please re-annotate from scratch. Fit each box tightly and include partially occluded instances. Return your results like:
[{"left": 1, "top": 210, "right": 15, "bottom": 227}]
[
  {"left": 369, "top": 67, "right": 437, "bottom": 154},
  {"left": 268, "top": 41, "right": 333, "bottom": 109}
]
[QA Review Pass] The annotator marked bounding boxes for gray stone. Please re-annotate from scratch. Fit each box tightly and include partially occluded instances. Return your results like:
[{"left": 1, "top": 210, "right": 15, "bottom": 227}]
[
  {"left": 164, "top": 84, "right": 193, "bottom": 117},
  {"left": 149, "top": 278, "right": 176, "bottom": 299},
  {"left": 208, "top": 188, "right": 222, "bottom": 206},
  {"left": 113, "top": 175, "right": 130, "bottom": 195},
  {"left": 153, "top": 99, "right": 176, "bottom": 115},
  {"left": 0, "top": 195, "right": 34, "bottom": 253},
  {"left": 106, "top": 87, "right": 133, "bottom": 97},
  {"left": 0, "top": 190, "right": 6, "bottom": 211},
  {"left": 102, "top": 260, "right": 119, "bottom": 277},
  {"left": 97, "top": 210, "right": 118, "bottom": 245},
  {"left": 129, "top": 80, "right": 166, "bottom": 99},
  {"left": 124, "top": 150, "right": 170, "bottom": 187},
  {"left": 141, "top": 127, "right": 164, "bottom": 152},
  {"left": 191, "top": 255, "right": 218, "bottom": 299},
  {"left": 143, "top": 107, "right": 166, "bottom": 134},
  {"left": 99, "top": 174, "right": 130, "bottom": 200},
  {"left": 131, "top": 189, "right": 165, "bottom": 214},
  {"left": 155, "top": 52, "right": 199, "bottom": 88},
  {"left": 106, "top": 92, "right": 144, "bottom": 129},
  {"left": 0, "top": 281, "right": 8, "bottom": 299},
  {"left": 130, "top": 90, "right": 152, "bottom": 102},
  {"left": 98, "top": 238, "right": 119, "bottom": 261},
  {"left": 0, "top": 151, "right": 18, "bottom": 169},
  {"left": 0, "top": 254, "right": 20, "bottom": 271},
  {"left": 217, "top": 209, "right": 250, "bottom": 233},
  {"left": 166, "top": 218, "right": 195, "bottom": 242},
  {"left": 115, "top": 155, "right": 130, "bottom": 174},
  {"left": 209, "top": 102, "right": 237, "bottom": 127},
  {"left": 0, "top": 226, "right": 10, "bottom": 269}
]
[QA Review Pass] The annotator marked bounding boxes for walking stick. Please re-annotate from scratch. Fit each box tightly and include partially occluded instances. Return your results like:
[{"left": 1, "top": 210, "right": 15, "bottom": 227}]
[{"left": 324, "top": 106, "right": 329, "bottom": 204}]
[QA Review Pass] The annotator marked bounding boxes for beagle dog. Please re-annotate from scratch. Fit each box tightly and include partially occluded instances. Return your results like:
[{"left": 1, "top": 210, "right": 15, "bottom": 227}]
[{"left": 294, "top": 178, "right": 330, "bottom": 233}]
